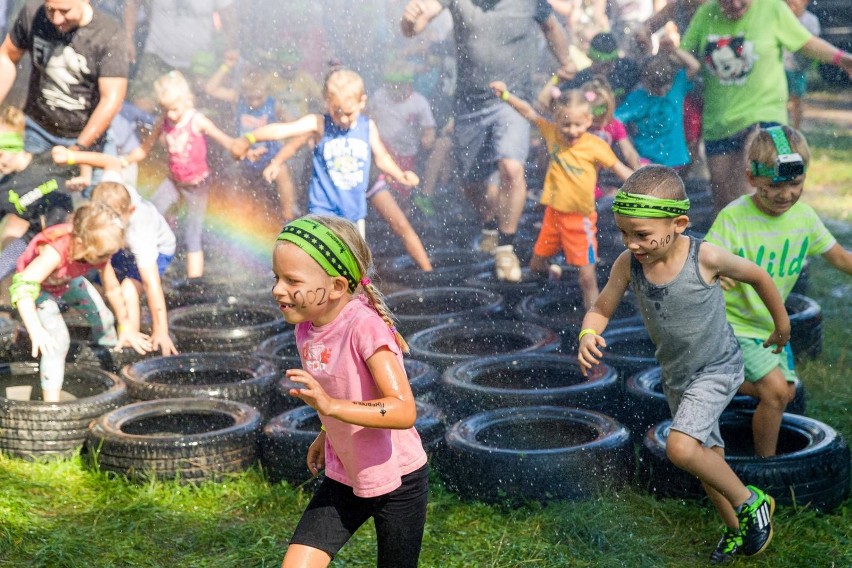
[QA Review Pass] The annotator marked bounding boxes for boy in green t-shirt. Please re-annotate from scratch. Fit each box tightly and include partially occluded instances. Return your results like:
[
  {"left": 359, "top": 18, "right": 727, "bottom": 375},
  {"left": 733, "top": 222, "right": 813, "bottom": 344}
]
[{"left": 706, "top": 126, "right": 851, "bottom": 458}]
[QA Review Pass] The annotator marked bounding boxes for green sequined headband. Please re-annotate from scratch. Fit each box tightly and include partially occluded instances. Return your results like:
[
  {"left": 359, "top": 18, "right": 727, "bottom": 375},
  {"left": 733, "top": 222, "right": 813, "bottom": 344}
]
[
  {"left": 612, "top": 190, "right": 690, "bottom": 218},
  {"left": 277, "top": 218, "right": 362, "bottom": 292}
]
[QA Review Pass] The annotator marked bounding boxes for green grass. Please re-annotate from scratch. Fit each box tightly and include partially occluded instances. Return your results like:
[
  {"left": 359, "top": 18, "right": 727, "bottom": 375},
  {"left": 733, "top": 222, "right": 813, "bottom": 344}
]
[{"left": 1, "top": 105, "right": 851, "bottom": 568}]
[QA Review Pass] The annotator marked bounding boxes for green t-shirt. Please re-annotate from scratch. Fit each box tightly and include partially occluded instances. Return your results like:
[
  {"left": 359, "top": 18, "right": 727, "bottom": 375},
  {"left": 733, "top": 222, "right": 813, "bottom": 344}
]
[
  {"left": 705, "top": 195, "right": 836, "bottom": 339},
  {"left": 682, "top": 0, "right": 812, "bottom": 142}
]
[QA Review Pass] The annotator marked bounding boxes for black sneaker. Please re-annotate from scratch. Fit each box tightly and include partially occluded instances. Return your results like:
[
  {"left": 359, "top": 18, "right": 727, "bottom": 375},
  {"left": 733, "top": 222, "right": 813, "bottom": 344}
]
[
  {"left": 709, "top": 527, "right": 742, "bottom": 564},
  {"left": 737, "top": 485, "right": 775, "bottom": 557}
]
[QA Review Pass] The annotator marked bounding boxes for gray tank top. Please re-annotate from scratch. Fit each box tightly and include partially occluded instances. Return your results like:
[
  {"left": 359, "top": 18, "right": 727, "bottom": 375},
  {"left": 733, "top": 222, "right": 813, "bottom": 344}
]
[{"left": 630, "top": 236, "right": 741, "bottom": 389}]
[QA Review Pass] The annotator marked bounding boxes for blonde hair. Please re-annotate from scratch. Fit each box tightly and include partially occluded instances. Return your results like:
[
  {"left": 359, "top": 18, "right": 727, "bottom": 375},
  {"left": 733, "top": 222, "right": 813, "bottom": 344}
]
[
  {"left": 323, "top": 68, "right": 366, "bottom": 102},
  {"left": 154, "top": 70, "right": 195, "bottom": 110},
  {"left": 621, "top": 165, "right": 686, "bottom": 200},
  {"left": 0, "top": 106, "right": 25, "bottom": 132},
  {"left": 747, "top": 125, "right": 811, "bottom": 170},
  {"left": 551, "top": 88, "right": 591, "bottom": 116},
  {"left": 91, "top": 181, "right": 132, "bottom": 215},
  {"left": 302, "top": 214, "right": 409, "bottom": 353},
  {"left": 72, "top": 201, "right": 125, "bottom": 262},
  {"left": 581, "top": 76, "right": 616, "bottom": 127}
]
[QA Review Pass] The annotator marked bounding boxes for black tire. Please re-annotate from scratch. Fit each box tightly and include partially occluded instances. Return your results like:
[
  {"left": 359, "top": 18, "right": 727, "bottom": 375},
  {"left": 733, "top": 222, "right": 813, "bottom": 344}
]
[
  {"left": 261, "top": 401, "right": 445, "bottom": 485},
  {"left": 406, "top": 358, "right": 441, "bottom": 402},
  {"left": 255, "top": 330, "right": 299, "bottom": 360},
  {"left": 787, "top": 293, "right": 822, "bottom": 360},
  {"left": 600, "top": 325, "right": 657, "bottom": 384},
  {"left": 162, "top": 275, "right": 275, "bottom": 309},
  {"left": 440, "top": 354, "right": 620, "bottom": 421},
  {"left": 65, "top": 341, "right": 153, "bottom": 373},
  {"left": 463, "top": 269, "right": 548, "bottom": 311},
  {"left": 85, "top": 398, "right": 261, "bottom": 482},
  {"left": 380, "top": 248, "right": 493, "bottom": 287},
  {"left": 120, "top": 353, "right": 280, "bottom": 417},
  {"left": 384, "top": 287, "right": 505, "bottom": 336},
  {"left": 168, "top": 302, "right": 288, "bottom": 353},
  {"left": 436, "top": 406, "right": 633, "bottom": 503},
  {"left": 639, "top": 411, "right": 850, "bottom": 512},
  {"left": 408, "top": 319, "right": 560, "bottom": 371},
  {"left": 622, "top": 367, "right": 806, "bottom": 437},
  {"left": 0, "top": 315, "right": 20, "bottom": 361},
  {"left": 0, "top": 362, "right": 129, "bottom": 460}
]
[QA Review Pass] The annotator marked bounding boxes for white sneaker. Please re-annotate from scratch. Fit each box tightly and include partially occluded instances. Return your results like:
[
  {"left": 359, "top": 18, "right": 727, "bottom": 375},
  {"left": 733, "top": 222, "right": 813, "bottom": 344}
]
[
  {"left": 494, "top": 245, "right": 522, "bottom": 282},
  {"left": 548, "top": 263, "right": 563, "bottom": 282},
  {"left": 478, "top": 229, "right": 499, "bottom": 254}
]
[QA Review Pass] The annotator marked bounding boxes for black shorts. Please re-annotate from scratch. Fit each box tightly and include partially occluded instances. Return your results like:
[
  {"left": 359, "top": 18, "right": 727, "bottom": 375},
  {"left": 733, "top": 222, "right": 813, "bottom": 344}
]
[{"left": 289, "top": 462, "right": 429, "bottom": 567}]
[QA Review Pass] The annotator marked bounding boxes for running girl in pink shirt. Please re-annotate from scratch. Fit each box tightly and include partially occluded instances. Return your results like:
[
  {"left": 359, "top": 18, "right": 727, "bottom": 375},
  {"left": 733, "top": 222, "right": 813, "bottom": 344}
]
[{"left": 271, "top": 214, "right": 428, "bottom": 568}]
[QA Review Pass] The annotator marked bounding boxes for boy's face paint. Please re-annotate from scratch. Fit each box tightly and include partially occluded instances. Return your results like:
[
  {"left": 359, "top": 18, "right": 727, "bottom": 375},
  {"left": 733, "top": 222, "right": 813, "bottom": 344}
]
[
  {"left": 749, "top": 175, "right": 805, "bottom": 217},
  {"left": 615, "top": 214, "right": 685, "bottom": 265},
  {"left": 272, "top": 242, "right": 336, "bottom": 326}
]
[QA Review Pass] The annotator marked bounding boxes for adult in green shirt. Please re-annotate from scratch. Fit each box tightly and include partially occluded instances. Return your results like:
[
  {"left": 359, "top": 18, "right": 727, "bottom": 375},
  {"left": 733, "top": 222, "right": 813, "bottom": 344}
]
[{"left": 681, "top": 0, "right": 852, "bottom": 213}]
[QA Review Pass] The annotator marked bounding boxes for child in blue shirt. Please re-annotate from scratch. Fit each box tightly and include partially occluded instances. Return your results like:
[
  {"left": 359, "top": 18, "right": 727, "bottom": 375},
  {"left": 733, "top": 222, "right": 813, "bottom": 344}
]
[{"left": 615, "top": 36, "right": 700, "bottom": 170}]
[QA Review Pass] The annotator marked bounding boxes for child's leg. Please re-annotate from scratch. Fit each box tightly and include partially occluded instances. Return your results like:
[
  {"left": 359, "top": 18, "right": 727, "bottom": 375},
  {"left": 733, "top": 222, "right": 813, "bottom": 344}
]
[
  {"left": 63, "top": 277, "right": 118, "bottom": 347},
  {"left": 180, "top": 182, "right": 211, "bottom": 279},
  {"left": 149, "top": 177, "right": 181, "bottom": 217},
  {"left": 737, "top": 367, "right": 795, "bottom": 457},
  {"left": 36, "top": 298, "right": 71, "bottom": 402},
  {"left": 274, "top": 164, "right": 298, "bottom": 222},
  {"left": 529, "top": 206, "right": 560, "bottom": 274},
  {"left": 374, "top": 464, "right": 429, "bottom": 568},
  {"left": 421, "top": 134, "right": 453, "bottom": 197},
  {"left": 667, "top": 430, "right": 751, "bottom": 509},
  {"left": 369, "top": 190, "right": 433, "bottom": 271},
  {"left": 701, "top": 446, "right": 739, "bottom": 529}
]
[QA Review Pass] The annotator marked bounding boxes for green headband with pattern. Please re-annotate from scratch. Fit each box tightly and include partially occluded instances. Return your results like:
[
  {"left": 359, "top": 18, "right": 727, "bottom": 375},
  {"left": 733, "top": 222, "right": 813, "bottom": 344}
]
[
  {"left": 0, "top": 131, "right": 24, "bottom": 153},
  {"left": 612, "top": 190, "right": 690, "bottom": 218},
  {"left": 277, "top": 218, "right": 362, "bottom": 292},
  {"left": 587, "top": 46, "right": 619, "bottom": 62}
]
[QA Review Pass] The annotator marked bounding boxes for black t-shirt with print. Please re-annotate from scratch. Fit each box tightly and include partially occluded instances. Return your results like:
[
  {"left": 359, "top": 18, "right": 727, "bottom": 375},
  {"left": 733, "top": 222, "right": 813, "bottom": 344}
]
[
  {"left": 0, "top": 152, "right": 75, "bottom": 237},
  {"left": 10, "top": 1, "right": 129, "bottom": 138}
]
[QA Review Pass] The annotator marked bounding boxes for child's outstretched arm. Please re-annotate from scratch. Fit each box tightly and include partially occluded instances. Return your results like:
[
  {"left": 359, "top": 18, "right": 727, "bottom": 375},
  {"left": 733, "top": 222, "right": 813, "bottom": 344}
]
[
  {"left": 263, "top": 133, "right": 314, "bottom": 183},
  {"left": 136, "top": 263, "right": 177, "bottom": 356},
  {"left": 821, "top": 243, "right": 852, "bottom": 274},
  {"left": 194, "top": 113, "right": 235, "bottom": 151},
  {"left": 100, "top": 262, "right": 153, "bottom": 355},
  {"left": 578, "top": 252, "right": 632, "bottom": 375},
  {"left": 490, "top": 81, "right": 542, "bottom": 123},
  {"left": 125, "top": 116, "right": 165, "bottom": 164},
  {"left": 617, "top": 137, "right": 642, "bottom": 170},
  {"left": 608, "top": 160, "right": 635, "bottom": 182},
  {"left": 287, "top": 346, "right": 417, "bottom": 429},
  {"left": 700, "top": 241, "right": 791, "bottom": 352},
  {"left": 659, "top": 35, "right": 701, "bottom": 80},
  {"left": 369, "top": 121, "right": 419, "bottom": 187},
  {"left": 231, "top": 114, "right": 322, "bottom": 160},
  {"left": 203, "top": 54, "right": 239, "bottom": 103},
  {"left": 52, "top": 146, "right": 123, "bottom": 171},
  {"left": 11, "top": 246, "right": 62, "bottom": 357}
]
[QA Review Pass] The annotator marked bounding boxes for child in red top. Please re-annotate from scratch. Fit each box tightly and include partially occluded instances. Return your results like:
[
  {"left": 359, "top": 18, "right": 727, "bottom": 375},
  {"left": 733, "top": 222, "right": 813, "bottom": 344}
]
[
  {"left": 272, "top": 215, "right": 427, "bottom": 567},
  {"left": 12, "top": 202, "right": 149, "bottom": 402}
]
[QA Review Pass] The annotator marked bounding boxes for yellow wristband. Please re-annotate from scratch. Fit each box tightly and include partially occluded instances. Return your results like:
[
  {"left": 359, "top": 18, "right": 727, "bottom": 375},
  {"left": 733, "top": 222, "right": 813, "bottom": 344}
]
[
  {"left": 320, "top": 425, "right": 326, "bottom": 432},
  {"left": 66, "top": 151, "right": 76, "bottom": 166},
  {"left": 578, "top": 328, "right": 598, "bottom": 341},
  {"left": 119, "top": 156, "right": 130, "bottom": 168},
  {"left": 244, "top": 132, "right": 257, "bottom": 144},
  {"left": 550, "top": 74, "right": 559, "bottom": 85},
  {"left": 219, "top": 63, "right": 232, "bottom": 73},
  {"left": 501, "top": 90, "right": 510, "bottom": 101}
]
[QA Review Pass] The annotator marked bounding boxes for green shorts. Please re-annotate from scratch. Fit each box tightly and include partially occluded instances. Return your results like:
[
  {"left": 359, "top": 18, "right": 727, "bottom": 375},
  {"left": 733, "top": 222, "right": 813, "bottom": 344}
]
[{"left": 737, "top": 337, "right": 797, "bottom": 383}]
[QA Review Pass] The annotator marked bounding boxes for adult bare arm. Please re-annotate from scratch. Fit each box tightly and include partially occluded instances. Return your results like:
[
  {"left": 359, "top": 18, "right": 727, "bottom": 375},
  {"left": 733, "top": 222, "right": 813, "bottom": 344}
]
[
  {"left": 540, "top": 13, "right": 576, "bottom": 80},
  {"left": 74, "top": 77, "right": 127, "bottom": 148},
  {"left": 0, "top": 36, "right": 25, "bottom": 105}
]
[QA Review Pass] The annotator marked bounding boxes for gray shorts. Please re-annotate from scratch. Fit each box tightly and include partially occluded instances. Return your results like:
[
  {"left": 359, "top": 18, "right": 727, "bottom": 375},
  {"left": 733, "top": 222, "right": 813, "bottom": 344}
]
[
  {"left": 664, "top": 360, "right": 744, "bottom": 449},
  {"left": 453, "top": 104, "right": 531, "bottom": 184}
]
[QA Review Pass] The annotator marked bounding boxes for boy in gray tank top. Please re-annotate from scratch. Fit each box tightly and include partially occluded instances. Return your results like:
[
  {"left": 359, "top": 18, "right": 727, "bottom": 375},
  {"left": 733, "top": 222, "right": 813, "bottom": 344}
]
[{"left": 577, "top": 166, "right": 790, "bottom": 564}]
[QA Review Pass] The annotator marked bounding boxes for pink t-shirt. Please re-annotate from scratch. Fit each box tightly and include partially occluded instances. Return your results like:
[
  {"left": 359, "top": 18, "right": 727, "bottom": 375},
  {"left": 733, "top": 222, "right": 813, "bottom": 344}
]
[
  {"left": 17, "top": 224, "right": 107, "bottom": 296},
  {"left": 295, "top": 296, "right": 427, "bottom": 498}
]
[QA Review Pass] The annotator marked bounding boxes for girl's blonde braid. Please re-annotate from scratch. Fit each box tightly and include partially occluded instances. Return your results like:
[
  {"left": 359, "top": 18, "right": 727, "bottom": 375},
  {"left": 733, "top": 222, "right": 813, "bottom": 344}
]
[{"left": 360, "top": 279, "right": 410, "bottom": 354}]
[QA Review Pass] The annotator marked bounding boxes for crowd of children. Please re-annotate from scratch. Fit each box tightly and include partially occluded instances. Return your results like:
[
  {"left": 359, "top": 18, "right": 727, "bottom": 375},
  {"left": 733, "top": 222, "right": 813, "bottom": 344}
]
[{"left": 0, "top": 0, "right": 850, "bottom": 565}]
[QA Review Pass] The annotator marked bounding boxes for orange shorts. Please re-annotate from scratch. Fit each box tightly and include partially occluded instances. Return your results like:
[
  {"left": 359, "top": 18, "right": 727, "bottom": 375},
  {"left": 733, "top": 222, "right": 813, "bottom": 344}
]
[{"left": 532, "top": 207, "right": 598, "bottom": 266}]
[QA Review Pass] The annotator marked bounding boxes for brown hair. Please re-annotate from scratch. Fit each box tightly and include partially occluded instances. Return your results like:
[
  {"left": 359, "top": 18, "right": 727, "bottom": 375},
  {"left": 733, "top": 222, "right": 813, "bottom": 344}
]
[
  {"left": 0, "top": 106, "right": 25, "bottom": 132},
  {"left": 641, "top": 54, "right": 677, "bottom": 92},
  {"left": 621, "top": 165, "right": 686, "bottom": 200},
  {"left": 581, "top": 76, "right": 616, "bottom": 127},
  {"left": 303, "top": 214, "right": 409, "bottom": 353},
  {"left": 91, "top": 181, "right": 132, "bottom": 215},
  {"left": 746, "top": 125, "right": 811, "bottom": 170},
  {"left": 323, "top": 68, "right": 366, "bottom": 102},
  {"left": 71, "top": 201, "right": 125, "bottom": 262}
]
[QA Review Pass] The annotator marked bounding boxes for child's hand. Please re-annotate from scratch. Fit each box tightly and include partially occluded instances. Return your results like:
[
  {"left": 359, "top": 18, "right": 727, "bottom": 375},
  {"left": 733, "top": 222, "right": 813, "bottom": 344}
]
[
  {"left": 245, "top": 146, "right": 268, "bottom": 162},
  {"left": 287, "top": 369, "right": 333, "bottom": 414},
  {"left": 262, "top": 162, "right": 281, "bottom": 183},
  {"left": 658, "top": 34, "right": 677, "bottom": 53},
  {"left": 151, "top": 331, "right": 178, "bottom": 356},
  {"left": 490, "top": 81, "right": 508, "bottom": 99},
  {"left": 28, "top": 325, "right": 58, "bottom": 358},
  {"left": 763, "top": 326, "right": 791, "bottom": 354},
  {"left": 223, "top": 50, "right": 239, "bottom": 69},
  {"left": 51, "top": 145, "right": 70, "bottom": 164},
  {"left": 230, "top": 137, "right": 252, "bottom": 160},
  {"left": 577, "top": 333, "right": 607, "bottom": 376},
  {"left": 306, "top": 430, "right": 326, "bottom": 476},
  {"left": 719, "top": 275, "right": 737, "bottom": 291},
  {"left": 65, "top": 174, "right": 91, "bottom": 193},
  {"left": 399, "top": 171, "right": 420, "bottom": 187},
  {"left": 116, "top": 327, "right": 154, "bottom": 355}
]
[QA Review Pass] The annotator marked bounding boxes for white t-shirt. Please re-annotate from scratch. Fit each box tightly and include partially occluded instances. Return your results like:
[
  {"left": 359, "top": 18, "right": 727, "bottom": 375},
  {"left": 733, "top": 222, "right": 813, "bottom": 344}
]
[
  {"left": 143, "top": 0, "right": 234, "bottom": 68},
  {"left": 369, "top": 88, "right": 436, "bottom": 157}
]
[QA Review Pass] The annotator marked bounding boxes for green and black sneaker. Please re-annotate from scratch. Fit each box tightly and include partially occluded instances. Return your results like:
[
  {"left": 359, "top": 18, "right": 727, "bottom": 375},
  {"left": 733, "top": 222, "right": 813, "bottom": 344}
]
[
  {"left": 709, "top": 527, "right": 742, "bottom": 564},
  {"left": 737, "top": 485, "right": 775, "bottom": 557}
]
